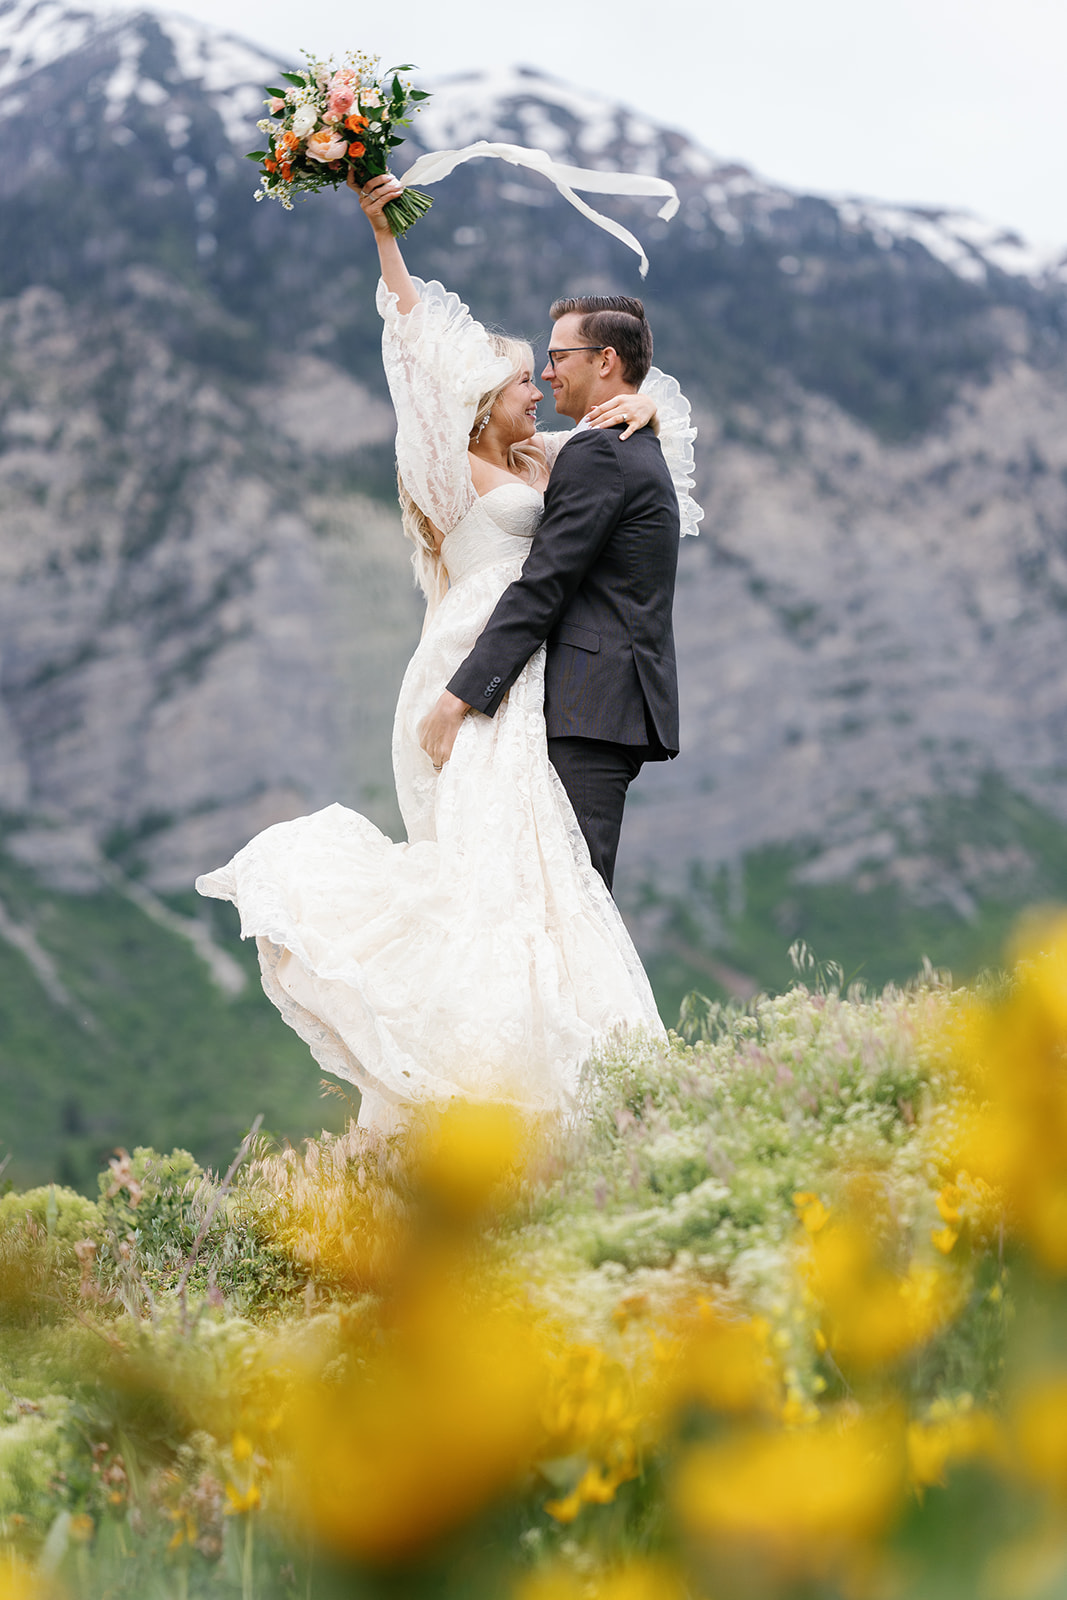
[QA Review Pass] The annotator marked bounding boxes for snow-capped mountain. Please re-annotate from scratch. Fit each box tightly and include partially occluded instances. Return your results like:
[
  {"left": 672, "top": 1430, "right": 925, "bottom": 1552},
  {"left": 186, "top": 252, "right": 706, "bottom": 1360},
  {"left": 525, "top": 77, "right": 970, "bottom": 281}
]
[
  {"left": 414, "top": 64, "right": 1059, "bottom": 288},
  {"left": 1, "top": 0, "right": 1059, "bottom": 289},
  {"left": 3, "top": 0, "right": 1067, "bottom": 1011}
]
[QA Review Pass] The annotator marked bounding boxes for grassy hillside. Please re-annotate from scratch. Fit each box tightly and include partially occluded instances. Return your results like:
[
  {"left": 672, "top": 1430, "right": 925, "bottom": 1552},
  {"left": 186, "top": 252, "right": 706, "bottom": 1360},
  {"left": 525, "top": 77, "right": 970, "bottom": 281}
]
[
  {"left": 1, "top": 928, "right": 1065, "bottom": 1599},
  {"left": 0, "top": 852, "right": 345, "bottom": 1193},
  {"left": 4, "top": 780, "right": 1066, "bottom": 1192},
  {"left": 640, "top": 780, "right": 1067, "bottom": 1020}
]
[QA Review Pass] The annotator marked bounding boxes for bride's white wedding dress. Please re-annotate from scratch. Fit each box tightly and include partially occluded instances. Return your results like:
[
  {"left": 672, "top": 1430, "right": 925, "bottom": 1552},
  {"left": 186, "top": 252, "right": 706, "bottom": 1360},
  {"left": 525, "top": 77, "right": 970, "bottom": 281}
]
[{"left": 196, "top": 278, "right": 701, "bottom": 1131}]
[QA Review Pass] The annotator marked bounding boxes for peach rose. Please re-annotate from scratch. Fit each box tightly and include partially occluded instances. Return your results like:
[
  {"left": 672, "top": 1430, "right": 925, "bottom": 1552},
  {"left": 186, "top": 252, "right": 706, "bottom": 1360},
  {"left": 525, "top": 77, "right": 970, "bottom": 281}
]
[
  {"left": 305, "top": 128, "right": 349, "bottom": 163},
  {"left": 267, "top": 96, "right": 285, "bottom": 114}
]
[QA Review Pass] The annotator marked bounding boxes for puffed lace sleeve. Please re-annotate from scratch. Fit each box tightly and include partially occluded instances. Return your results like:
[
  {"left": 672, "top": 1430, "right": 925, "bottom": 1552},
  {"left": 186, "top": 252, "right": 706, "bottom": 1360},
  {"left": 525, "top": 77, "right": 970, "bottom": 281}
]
[
  {"left": 377, "top": 276, "right": 513, "bottom": 534},
  {"left": 640, "top": 366, "right": 704, "bottom": 538},
  {"left": 536, "top": 430, "right": 572, "bottom": 470}
]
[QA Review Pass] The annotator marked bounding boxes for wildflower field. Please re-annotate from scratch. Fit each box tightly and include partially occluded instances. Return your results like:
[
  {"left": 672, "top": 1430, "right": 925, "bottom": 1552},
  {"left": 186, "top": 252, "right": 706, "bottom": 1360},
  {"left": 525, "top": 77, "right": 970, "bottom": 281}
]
[{"left": 3, "top": 923, "right": 1067, "bottom": 1600}]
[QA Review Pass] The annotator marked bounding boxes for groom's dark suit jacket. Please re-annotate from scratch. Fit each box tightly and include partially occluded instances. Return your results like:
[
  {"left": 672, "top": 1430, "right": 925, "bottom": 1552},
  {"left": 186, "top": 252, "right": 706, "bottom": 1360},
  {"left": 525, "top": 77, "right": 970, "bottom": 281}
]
[{"left": 448, "top": 423, "right": 681, "bottom": 755}]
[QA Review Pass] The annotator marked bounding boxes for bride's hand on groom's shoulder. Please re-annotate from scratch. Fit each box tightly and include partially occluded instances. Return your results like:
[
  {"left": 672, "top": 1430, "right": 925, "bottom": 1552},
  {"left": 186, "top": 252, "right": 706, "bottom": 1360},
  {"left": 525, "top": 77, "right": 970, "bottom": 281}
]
[{"left": 585, "top": 392, "right": 659, "bottom": 438}]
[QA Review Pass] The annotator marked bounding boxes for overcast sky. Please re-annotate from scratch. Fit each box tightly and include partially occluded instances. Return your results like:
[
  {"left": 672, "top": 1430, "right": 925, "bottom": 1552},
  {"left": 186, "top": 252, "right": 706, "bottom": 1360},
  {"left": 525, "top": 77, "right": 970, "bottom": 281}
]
[{"left": 167, "top": 0, "right": 1067, "bottom": 250}]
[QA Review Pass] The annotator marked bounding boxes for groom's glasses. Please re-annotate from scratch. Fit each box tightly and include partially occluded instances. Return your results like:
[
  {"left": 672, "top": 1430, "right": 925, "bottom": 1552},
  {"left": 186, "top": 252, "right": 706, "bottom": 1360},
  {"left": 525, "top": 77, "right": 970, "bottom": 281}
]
[{"left": 545, "top": 346, "right": 607, "bottom": 370}]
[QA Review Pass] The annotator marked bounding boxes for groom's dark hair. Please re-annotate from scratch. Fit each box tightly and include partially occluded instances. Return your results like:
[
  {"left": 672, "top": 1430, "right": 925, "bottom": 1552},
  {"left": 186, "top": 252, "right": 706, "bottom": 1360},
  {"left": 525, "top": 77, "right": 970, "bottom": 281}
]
[{"left": 550, "top": 295, "right": 653, "bottom": 387}]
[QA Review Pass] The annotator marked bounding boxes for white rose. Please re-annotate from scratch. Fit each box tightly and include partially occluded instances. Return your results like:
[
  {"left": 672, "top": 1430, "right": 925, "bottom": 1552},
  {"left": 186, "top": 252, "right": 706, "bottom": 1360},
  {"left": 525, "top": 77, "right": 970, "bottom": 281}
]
[{"left": 292, "top": 105, "right": 317, "bottom": 139}]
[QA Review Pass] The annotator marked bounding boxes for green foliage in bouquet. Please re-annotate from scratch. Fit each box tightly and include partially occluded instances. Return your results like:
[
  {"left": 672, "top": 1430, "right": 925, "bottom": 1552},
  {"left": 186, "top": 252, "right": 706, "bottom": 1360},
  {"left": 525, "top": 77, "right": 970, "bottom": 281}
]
[{"left": 246, "top": 50, "right": 432, "bottom": 232}]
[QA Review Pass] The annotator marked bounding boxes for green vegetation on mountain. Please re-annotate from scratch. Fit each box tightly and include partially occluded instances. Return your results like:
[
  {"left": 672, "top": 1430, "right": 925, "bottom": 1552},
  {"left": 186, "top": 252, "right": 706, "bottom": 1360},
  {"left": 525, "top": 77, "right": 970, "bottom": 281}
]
[
  {"left": 0, "top": 845, "right": 344, "bottom": 1194},
  {"left": 4, "top": 777, "right": 1066, "bottom": 1191},
  {"left": 641, "top": 779, "right": 1067, "bottom": 1020}
]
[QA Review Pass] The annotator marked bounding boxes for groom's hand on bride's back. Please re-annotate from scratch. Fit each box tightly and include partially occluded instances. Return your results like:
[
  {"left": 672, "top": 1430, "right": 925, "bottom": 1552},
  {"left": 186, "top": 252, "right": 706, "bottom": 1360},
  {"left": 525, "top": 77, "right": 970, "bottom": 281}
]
[{"left": 418, "top": 690, "right": 472, "bottom": 769}]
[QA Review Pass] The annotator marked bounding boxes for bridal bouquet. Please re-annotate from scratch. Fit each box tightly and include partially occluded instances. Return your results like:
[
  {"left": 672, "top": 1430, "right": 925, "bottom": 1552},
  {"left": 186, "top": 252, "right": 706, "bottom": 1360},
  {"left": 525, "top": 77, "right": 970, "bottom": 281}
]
[{"left": 247, "top": 50, "right": 432, "bottom": 232}]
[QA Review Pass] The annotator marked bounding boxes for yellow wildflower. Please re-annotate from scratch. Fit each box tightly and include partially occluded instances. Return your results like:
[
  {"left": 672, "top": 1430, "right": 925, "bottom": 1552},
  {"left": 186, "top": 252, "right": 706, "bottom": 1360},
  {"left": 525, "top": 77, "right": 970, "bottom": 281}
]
[
  {"left": 1013, "top": 1372, "right": 1067, "bottom": 1498},
  {"left": 663, "top": 1301, "right": 777, "bottom": 1417},
  {"left": 224, "top": 1482, "right": 261, "bottom": 1515},
  {"left": 280, "top": 1287, "right": 545, "bottom": 1563},
  {"left": 936, "top": 1184, "right": 963, "bottom": 1225},
  {"left": 793, "top": 1191, "right": 830, "bottom": 1233},
  {"left": 0, "top": 1561, "right": 48, "bottom": 1600},
  {"left": 513, "top": 1573, "right": 585, "bottom": 1600},
  {"left": 167, "top": 1510, "right": 198, "bottom": 1550},
  {"left": 231, "top": 1431, "right": 254, "bottom": 1462},
  {"left": 944, "top": 912, "right": 1067, "bottom": 1272},
  {"left": 674, "top": 1409, "right": 906, "bottom": 1579},
  {"left": 907, "top": 1400, "right": 1005, "bottom": 1491},
  {"left": 68, "top": 1513, "right": 94, "bottom": 1543},
  {"left": 805, "top": 1216, "right": 963, "bottom": 1367},
  {"left": 413, "top": 1100, "right": 530, "bottom": 1219},
  {"left": 514, "top": 1560, "right": 687, "bottom": 1600},
  {"left": 544, "top": 1459, "right": 636, "bottom": 1523},
  {"left": 931, "top": 1225, "right": 959, "bottom": 1255}
]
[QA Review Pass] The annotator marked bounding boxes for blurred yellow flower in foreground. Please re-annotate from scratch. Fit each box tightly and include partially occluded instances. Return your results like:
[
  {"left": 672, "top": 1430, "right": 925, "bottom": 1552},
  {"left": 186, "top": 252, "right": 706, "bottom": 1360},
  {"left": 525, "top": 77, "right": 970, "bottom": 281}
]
[
  {"left": 793, "top": 1190, "right": 830, "bottom": 1234},
  {"left": 674, "top": 1410, "right": 905, "bottom": 1579},
  {"left": 664, "top": 1297, "right": 777, "bottom": 1417},
  {"left": 907, "top": 1397, "right": 1006, "bottom": 1491},
  {"left": 412, "top": 1100, "right": 530, "bottom": 1219},
  {"left": 514, "top": 1559, "right": 688, "bottom": 1600},
  {"left": 280, "top": 1285, "right": 546, "bottom": 1562},
  {"left": 0, "top": 1563, "right": 49, "bottom": 1600},
  {"left": 544, "top": 1460, "right": 635, "bottom": 1524},
  {"left": 224, "top": 1482, "right": 261, "bottom": 1515},
  {"left": 945, "top": 911, "right": 1067, "bottom": 1272},
  {"left": 1013, "top": 1372, "right": 1067, "bottom": 1499},
  {"left": 805, "top": 1214, "right": 963, "bottom": 1368}
]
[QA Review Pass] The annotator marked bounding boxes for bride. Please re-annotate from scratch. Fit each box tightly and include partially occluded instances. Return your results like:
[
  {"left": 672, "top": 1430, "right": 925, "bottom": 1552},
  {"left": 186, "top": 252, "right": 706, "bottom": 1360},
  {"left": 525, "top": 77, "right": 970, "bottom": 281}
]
[{"left": 196, "top": 173, "right": 701, "bottom": 1132}]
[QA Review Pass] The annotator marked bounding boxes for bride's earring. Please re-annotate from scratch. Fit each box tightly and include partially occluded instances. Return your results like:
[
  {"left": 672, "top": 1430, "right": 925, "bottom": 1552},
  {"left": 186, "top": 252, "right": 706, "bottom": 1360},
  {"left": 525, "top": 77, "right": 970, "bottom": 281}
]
[{"left": 474, "top": 408, "right": 492, "bottom": 442}]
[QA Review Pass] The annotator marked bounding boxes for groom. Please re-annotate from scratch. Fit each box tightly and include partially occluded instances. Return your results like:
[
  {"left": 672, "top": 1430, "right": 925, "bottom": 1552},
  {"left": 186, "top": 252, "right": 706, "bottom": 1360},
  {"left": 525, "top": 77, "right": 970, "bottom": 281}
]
[{"left": 420, "top": 294, "right": 680, "bottom": 891}]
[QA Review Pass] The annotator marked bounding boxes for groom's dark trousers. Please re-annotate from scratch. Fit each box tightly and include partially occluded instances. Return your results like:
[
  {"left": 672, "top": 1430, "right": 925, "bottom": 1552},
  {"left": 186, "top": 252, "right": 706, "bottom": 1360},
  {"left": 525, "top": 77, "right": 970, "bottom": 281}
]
[{"left": 447, "top": 423, "right": 681, "bottom": 892}]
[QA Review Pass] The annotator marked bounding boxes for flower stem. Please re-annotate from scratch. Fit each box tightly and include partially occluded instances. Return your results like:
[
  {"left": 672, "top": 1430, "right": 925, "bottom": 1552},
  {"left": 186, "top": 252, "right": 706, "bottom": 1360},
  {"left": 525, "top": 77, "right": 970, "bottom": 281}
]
[{"left": 384, "top": 188, "right": 434, "bottom": 237}]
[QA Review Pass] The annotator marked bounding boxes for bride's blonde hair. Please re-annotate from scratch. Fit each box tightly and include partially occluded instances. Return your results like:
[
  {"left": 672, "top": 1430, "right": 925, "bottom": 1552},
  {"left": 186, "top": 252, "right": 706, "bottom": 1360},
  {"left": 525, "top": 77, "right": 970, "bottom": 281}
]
[{"left": 399, "top": 333, "right": 542, "bottom": 611}]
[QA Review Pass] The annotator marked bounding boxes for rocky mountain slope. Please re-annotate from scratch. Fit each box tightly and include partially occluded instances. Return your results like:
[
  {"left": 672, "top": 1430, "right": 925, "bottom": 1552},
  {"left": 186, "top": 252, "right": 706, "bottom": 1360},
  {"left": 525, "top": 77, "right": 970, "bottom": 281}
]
[{"left": 2, "top": 0, "right": 1067, "bottom": 1175}]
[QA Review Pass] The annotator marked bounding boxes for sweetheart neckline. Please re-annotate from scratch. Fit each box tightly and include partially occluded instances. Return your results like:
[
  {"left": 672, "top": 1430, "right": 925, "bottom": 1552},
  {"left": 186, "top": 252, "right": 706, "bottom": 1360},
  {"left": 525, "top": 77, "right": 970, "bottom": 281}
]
[{"left": 476, "top": 480, "right": 544, "bottom": 503}]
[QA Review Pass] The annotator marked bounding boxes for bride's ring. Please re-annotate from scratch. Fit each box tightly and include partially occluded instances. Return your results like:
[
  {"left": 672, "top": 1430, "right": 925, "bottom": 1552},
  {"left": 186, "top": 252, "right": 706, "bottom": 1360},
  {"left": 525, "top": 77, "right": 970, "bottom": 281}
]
[{"left": 433, "top": 763, "right": 443, "bottom": 772}]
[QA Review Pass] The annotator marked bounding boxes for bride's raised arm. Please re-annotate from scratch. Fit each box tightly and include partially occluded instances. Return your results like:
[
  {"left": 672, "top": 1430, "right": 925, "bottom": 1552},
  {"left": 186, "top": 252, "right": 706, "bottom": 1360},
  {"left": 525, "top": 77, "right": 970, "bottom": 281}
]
[{"left": 352, "top": 173, "right": 513, "bottom": 537}]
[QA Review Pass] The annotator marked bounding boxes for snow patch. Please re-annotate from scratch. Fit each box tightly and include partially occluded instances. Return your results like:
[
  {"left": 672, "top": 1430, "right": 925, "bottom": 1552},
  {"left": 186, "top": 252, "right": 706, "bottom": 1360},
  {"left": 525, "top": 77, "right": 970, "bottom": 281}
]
[{"left": 2, "top": 4, "right": 1063, "bottom": 283}]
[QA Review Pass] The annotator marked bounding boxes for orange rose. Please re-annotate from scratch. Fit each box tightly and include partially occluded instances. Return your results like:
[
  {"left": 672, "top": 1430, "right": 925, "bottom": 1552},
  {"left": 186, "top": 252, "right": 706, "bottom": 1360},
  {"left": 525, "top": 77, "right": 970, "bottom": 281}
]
[
  {"left": 344, "top": 113, "right": 368, "bottom": 132},
  {"left": 264, "top": 156, "right": 277, "bottom": 173},
  {"left": 280, "top": 162, "right": 292, "bottom": 181},
  {"left": 348, "top": 141, "right": 365, "bottom": 158}
]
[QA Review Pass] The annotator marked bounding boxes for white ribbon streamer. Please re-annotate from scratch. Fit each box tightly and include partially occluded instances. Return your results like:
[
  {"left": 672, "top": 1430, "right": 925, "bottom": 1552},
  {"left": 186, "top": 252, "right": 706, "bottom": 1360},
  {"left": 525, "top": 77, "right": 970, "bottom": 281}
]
[{"left": 401, "top": 140, "right": 679, "bottom": 278}]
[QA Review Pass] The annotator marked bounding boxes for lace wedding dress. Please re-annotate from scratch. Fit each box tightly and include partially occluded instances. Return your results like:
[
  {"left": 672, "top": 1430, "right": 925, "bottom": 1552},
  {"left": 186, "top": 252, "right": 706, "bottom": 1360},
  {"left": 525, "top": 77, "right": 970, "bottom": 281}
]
[{"left": 196, "top": 278, "right": 701, "bottom": 1131}]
